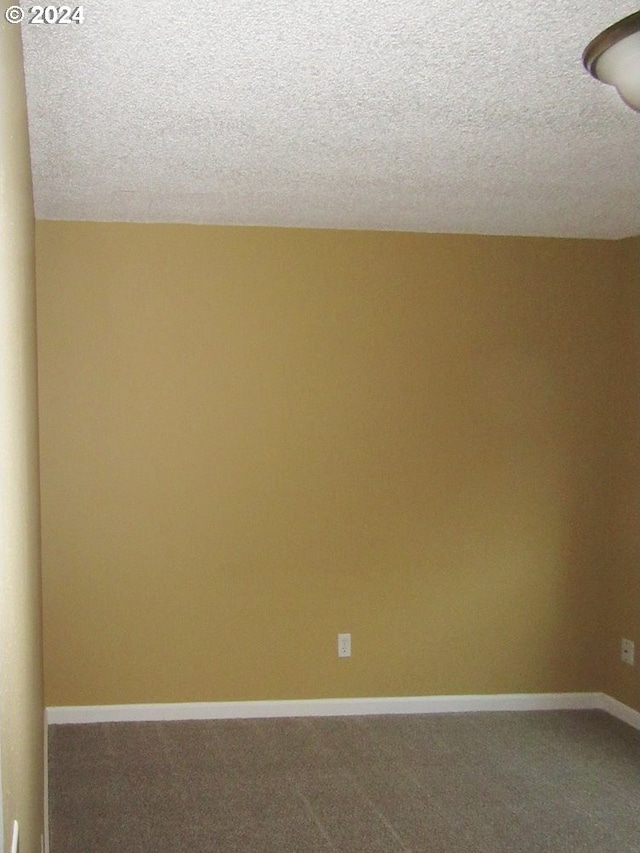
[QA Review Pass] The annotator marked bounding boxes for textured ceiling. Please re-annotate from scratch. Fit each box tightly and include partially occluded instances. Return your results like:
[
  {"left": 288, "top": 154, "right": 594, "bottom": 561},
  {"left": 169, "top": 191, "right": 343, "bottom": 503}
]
[{"left": 19, "top": 1, "right": 640, "bottom": 237}]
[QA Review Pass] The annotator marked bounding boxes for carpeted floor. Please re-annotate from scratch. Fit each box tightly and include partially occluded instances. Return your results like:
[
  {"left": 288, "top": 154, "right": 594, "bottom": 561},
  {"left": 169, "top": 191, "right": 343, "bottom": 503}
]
[{"left": 48, "top": 710, "right": 640, "bottom": 852}]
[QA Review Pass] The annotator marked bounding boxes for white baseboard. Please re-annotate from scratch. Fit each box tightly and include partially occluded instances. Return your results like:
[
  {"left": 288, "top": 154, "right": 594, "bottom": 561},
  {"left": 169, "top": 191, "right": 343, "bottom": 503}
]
[
  {"left": 46, "top": 690, "right": 628, "bottom": 726},
  {"left": 597, "top": 693, "right": 640, "bottom": 730}
]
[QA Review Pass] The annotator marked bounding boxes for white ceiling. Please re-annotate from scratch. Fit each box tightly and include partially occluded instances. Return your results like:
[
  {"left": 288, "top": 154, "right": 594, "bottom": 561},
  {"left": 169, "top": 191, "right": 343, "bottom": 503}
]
[{"left": 19, "top": 1, "right": 640, "bottom": 238}]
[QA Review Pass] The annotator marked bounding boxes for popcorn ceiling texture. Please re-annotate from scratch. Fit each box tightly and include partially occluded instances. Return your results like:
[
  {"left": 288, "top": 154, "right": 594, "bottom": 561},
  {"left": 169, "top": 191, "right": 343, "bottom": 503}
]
[{"left": 20, "top": 0, "right": 640, "bottom": 238}]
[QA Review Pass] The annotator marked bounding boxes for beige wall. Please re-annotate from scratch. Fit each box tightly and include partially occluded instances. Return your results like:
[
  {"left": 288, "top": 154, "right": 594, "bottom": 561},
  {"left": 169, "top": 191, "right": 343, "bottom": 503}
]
[
  {"left": 35, "top": 221, "right": 639, "bottom": 711},
  {"left": 0, "top": 7, "right": 45, "bottom": 853},
  {"left": 597, "top": 236, "right": 639, "bottom": 710}
]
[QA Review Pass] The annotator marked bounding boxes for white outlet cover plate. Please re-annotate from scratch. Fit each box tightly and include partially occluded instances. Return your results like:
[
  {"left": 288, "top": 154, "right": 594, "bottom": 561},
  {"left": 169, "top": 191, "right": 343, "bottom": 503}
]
[
  {"left": 621, "top": 639, "right": 635, "bottom": 666},
  {"left": 338, "top": 633, "right": 351, "bottom": 658}
]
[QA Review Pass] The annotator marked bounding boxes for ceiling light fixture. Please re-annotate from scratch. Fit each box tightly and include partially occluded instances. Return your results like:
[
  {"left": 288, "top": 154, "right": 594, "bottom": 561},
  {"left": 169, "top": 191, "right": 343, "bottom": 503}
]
[{"left": 583, "top": 10, "right": 640, "bottom": 111}]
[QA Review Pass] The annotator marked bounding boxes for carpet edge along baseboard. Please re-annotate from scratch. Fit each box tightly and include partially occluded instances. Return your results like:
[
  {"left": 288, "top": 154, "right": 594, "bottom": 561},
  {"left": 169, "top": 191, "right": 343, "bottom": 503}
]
[{"left": 46, "top": 692, "right": 640, "bottom": 730}]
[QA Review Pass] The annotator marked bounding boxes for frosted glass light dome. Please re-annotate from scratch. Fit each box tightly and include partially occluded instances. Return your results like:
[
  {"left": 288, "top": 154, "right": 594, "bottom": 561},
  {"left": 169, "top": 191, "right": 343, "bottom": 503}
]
[{"left": 583, "top": 11, "right": 640, "bottom": 112}]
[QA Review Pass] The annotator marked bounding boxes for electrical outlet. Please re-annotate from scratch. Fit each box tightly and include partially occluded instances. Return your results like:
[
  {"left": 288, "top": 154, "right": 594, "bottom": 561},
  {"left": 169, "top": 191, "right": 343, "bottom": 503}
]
[
  {"left": 338, "top": 633, "right": 351, "bottom": 658},
  {"left": 621, "top": 638, "right": 635, "bottom": 666}
]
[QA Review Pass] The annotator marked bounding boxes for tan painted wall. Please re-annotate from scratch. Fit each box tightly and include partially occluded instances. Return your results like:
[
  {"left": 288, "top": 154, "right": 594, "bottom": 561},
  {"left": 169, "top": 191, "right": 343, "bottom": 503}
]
[
  {"left": 0, "top": 7, "right": 45, "bottom": 852},
  {"left": 597, "top": 236, "right": 639, "bottom": 711},
  {"left": 36, "top": 221, "right": 638, "bottom": 710}
]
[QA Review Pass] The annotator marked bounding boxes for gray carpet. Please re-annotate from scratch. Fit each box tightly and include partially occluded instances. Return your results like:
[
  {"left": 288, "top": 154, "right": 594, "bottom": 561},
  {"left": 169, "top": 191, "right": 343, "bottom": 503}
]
[{"left": 48, "top": 710, "right": 640, "bottom": 852}]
